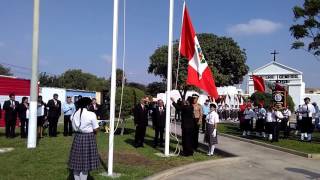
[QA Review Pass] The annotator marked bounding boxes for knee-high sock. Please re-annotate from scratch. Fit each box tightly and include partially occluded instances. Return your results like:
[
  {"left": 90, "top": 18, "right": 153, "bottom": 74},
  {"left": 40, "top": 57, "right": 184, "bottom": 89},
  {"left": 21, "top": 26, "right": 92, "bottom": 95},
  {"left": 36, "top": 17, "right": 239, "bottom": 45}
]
[
  {"left": 80, "top": 171, "right": 88, "bottom": 180},
  {"left": 74, "top": 171, "right": 81, "bottom": 180},
  {"left": 307, "top": 134, "right": 312, "bottom": 141},
  {"left": 301, "top": 133, "right": 304, "bottom": 140},
  {"left": 210, "top": 145, "right": 215, "bottom": 154}
]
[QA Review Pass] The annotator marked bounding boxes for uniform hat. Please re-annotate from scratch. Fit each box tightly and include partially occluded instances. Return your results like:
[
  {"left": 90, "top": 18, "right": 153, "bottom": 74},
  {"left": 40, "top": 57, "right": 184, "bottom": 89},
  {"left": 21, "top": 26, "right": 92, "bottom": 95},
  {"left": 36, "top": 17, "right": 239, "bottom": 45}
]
[
  {"left": 304, "top": 97, "right": 310, "bottom": 101},
  {"left": 192, "top": 94, "right": 199, "bottom": 97}
]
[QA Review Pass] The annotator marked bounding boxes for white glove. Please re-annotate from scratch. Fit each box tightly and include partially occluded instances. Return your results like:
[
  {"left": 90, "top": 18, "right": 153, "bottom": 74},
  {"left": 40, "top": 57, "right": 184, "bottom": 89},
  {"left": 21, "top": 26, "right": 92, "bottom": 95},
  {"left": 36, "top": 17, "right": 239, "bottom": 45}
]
[
  {"left": 212, "top": 129, "right": 217, "bottom": 137},
  {"left": 312, "top": 119, "right": 315, "bottom": 124}
]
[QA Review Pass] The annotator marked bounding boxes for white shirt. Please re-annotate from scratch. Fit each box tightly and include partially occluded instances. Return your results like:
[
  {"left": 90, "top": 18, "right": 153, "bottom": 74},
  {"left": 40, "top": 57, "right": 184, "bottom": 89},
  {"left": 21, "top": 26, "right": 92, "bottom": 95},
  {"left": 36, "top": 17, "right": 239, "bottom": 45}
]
[
  {"left": 266, "top": 111, "right": 283, "bottom": 122},
  {"left": 206, "top": 110, "right": 219, "bottom": 125},
  {"left": 71, "top": 108, "right": 99, "bottom": 133},
  {"left": 244, "top": 109, "right": 256, "bottom": 120},
  {"left": 282, "top": 109, "right": 291, "bottom": 118},
  {"left": 300, "top": 103, "right": 316, "bottom": 118}
]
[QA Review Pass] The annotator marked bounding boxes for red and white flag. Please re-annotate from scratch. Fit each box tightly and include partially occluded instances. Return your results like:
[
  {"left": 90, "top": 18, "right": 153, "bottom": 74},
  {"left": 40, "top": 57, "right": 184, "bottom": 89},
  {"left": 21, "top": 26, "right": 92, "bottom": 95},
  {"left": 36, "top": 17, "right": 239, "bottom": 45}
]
[
  {"left": 179, "top": 3, "right": 219, "bottom": 100},
  {"left": 252, "top": 75, "right": 265, "bottom": 92}
]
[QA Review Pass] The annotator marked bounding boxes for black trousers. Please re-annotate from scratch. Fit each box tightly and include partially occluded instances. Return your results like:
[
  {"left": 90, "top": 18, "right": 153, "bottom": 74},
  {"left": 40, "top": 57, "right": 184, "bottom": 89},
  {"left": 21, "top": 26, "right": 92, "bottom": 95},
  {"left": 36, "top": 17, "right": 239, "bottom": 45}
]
[
  {"left": 182, "top": 127, "right": 194, "bottom": 156},
  {"left": 244, "top": 119, "right": 253, "bottom": 131},
  {"left": 256, "top": 118, "right": 265, "bottom": 133},
  {"left": 135, "top": 125, "right": 146, "bottom": 147},
  {"left": 280, "top": 118, "right": 290, "bottom": 138},
  {"left": 20, "top": 118, "right": 28, "bottom": 138},
  {"left": 301, "top": 117, "right": 313, "bottom": 133},
  {"left": 193, "top": 120, "right": 200, "bottom": 150},
  {"left": 202, "top": 115, "right": 207, "bottom": 132},
  {"left": 48, "top": 117, "right": 59, "bottom": 137},
  {"left": 271, "top": 122, "right": 280, "bottom": 142},
  {"left": 63, "top": 115, "right": 73, "bottom": 136},
  {"left": 154, "top": 127, "right": 164, "bottom": 146},
  {"left": 5, "top": 118, "right": 16, "bottom": 138}
]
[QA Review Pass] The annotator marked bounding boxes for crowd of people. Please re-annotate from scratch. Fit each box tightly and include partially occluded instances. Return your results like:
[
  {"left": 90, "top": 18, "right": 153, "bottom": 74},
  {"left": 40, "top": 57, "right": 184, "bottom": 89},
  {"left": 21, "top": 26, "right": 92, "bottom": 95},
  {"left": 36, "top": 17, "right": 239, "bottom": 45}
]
[{"left": 0, "top": 93, "right": 102, "bottom": 139}]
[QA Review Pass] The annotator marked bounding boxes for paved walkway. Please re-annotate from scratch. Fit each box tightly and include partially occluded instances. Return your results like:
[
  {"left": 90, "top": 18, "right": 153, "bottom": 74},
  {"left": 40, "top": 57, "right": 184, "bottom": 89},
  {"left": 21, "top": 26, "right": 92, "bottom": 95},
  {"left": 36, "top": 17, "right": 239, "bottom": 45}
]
[{"left": 148, "top": 124, "right": 320, "bottom": 180}]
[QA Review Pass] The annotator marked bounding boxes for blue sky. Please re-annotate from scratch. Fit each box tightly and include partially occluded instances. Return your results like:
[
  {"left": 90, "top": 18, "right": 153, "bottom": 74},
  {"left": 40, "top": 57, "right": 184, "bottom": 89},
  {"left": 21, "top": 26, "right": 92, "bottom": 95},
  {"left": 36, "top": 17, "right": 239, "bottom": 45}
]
[{"left": 0, "top": 0, "right": 319, "bottom": 88}]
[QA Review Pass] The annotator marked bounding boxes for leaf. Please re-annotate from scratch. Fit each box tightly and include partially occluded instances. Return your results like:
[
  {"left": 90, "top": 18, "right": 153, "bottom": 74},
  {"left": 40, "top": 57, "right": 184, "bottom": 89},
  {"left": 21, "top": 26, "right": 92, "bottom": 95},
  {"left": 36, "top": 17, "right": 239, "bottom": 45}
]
[{"left": 291, "top": 41, "right": 305, "bottom": 49}]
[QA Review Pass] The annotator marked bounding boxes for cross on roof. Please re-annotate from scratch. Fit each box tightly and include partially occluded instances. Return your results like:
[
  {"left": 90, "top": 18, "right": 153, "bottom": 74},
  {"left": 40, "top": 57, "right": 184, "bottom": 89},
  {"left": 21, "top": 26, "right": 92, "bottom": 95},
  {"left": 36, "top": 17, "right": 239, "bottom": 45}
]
[{"left": 271, "top": 50, "right": 279, "bottom": 62}]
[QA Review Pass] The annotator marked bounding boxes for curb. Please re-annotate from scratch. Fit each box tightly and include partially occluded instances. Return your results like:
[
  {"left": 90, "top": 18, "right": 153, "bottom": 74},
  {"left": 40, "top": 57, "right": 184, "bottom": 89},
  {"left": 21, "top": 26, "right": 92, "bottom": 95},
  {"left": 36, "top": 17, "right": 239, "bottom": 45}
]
[
  {"left": 145, "top": 157, "right": 241, "bottom": 180},
  {"left": 220, "top": 133, "right": 320, "bottom": 159}
]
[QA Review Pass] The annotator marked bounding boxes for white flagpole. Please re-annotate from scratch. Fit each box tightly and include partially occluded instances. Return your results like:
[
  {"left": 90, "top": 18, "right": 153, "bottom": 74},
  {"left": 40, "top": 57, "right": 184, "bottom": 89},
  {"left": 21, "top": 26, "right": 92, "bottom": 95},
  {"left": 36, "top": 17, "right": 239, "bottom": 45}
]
[
  {"left": 165, "top": 0, "right": 174, "bottom": 156},
  {"left": 108, "top": 0, "right": 119, "bottom": 176},
  {"left": 27, "top": 0, "right": 40, "bottom": 149}
]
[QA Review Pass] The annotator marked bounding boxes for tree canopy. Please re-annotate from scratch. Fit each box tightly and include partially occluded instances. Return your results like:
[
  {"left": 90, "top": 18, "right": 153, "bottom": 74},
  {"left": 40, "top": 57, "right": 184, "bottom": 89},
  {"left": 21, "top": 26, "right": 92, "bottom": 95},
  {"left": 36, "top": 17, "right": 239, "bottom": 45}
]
[
  {"left": 250, "top": 92, "right": 295, "bottom": 112},
  {"left": 0, "top": 64, "right": 13, "bottom": 76},
  {"left": 147, "top": 81, "right": 166, "bottom": 96},
  {"left": 148, "top": 33, "right": 248, "bottom": 97},
  {"left": 290, "top": 0, "right": 320, "bottom": 59}
]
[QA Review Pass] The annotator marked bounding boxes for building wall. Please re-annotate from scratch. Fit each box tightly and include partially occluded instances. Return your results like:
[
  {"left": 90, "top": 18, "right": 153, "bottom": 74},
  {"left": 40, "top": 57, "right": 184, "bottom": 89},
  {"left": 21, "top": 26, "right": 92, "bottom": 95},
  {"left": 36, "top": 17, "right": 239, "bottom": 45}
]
[
  {"left": 40, "top": 87, "right": 66, "bottom": 104},
  {"left": 66, "top": 90, "right": 96, "bottom": 103},
  {"left": 304, "top": 93, "right": 320, "bottom": 106}
]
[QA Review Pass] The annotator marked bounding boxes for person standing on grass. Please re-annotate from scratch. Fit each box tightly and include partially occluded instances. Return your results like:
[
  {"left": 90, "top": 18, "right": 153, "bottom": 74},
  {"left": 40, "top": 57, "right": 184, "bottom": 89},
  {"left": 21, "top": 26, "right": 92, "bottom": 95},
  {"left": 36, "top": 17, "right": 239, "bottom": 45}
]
[
  {"left": 266, "top": 106, "right": 283, "bottom": 142},
  {"left": 255, "top": 103, "right": 266, "bottom": 138},
  {"left": 152, "top": 99, "right": 166, "bottom": 148},
  {"left": 201, "top": 99, "right": 210, "bottom": 134},
  {"left": 68, "top": 97, "right": 99, "bottom": 180},
  {"left": 88, "top": 98, "right": 101, "bottom": 119},
  {"left": 63, "top": 96, "right": 76, "bottom": 136},
  {"left": 242, "top": 103, "right": 255, "bottom": 136},
  {"left": 299, "top": 97, "right": 316, "bottom": 142},
  {"left": 3, "top": 93, "right": 19, "bottom": 138},
  {"left": 192, "top": 94, "right": 203, "bottom": 150},
  {"left": 294, "top": 105, "right": 303, "bottom": 136},
  {"left": 17, "top": 97, "right": 29, "bottom": 138},
  {"left": 37, "top": 96, "right": 47, "bottom": 138},
  {"left": 133, "top": 97, "right": 150, "bottom": 148},
  {"left": 204, "top": 103, "right": 219, "bottom": 156},
  {"left": 313, "top": 102, "right": 320, "bottom": 131},
  {"left": 281, "top": 106, "right": 291, "bottom": 139},
  {"left": 47, "top": 93, "right": 62, "bottom": 137},
  {"left": 171, "top": 96, "right": 195, "bottom": 156}
]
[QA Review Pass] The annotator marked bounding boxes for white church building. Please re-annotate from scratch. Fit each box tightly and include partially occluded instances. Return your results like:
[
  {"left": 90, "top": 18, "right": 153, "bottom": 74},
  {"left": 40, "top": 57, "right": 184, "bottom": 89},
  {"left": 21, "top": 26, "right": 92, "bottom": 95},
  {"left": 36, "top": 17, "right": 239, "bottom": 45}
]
[{"left": 248, "top": 61, "right": 305, "bottom": 109}]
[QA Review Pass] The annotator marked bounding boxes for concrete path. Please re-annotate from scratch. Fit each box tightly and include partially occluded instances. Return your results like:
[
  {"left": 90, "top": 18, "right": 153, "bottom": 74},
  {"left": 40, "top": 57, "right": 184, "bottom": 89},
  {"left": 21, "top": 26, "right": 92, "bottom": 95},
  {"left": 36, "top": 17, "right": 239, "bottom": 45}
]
[{"left": 148, "top": 124, "right": 320, "bottom": 180}]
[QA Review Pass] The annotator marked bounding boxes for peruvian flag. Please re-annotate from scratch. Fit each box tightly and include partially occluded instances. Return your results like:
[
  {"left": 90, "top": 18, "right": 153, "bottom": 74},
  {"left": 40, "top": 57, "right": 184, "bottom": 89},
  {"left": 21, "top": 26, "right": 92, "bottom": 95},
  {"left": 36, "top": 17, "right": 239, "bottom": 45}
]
[
  {"left": 179, "top": 3, "right": 219, "bottom": 100},
  {"left": 252, "top": 75, "right": 265, "bottom": 92}
]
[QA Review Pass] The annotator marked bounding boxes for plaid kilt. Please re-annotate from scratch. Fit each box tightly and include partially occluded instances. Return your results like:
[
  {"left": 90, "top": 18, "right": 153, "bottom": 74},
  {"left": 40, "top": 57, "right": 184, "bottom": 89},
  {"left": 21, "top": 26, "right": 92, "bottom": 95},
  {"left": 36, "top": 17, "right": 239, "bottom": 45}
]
[
  {"left": 68, "top": 133, "right": 100, "bottom": 171},
  {"left": 204, "top": 123, "right": 218, "bottom": 145}
]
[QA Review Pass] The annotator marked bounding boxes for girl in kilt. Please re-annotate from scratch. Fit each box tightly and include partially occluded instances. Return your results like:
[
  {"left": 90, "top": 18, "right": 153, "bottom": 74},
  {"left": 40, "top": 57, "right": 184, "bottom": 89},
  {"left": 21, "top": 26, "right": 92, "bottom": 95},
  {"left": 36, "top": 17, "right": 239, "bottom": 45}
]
[
  {"left": 68, "top": 97, "right": 100, "bottom": 180},
  {"left": 204, "top": 103, "right": 219, "bottom": 156}
]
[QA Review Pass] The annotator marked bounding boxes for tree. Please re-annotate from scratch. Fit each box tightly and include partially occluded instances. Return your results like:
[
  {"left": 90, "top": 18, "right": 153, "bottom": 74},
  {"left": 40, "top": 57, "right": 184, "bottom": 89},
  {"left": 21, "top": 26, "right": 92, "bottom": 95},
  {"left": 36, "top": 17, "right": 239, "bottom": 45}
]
[
  {"left": 0, "top": 64, "right": 13, "bottom": 76},
  {"left": 148, "top": 33, "right": 249, "bottom": 98},
  {"left": 127, "top": 82, "right": 147, "bottom": 93},
  {"left": 147, "top": 81, "right": 166, "bottom": 96},
  {"left": 39, "top": 72, "right": 60, "bottom": 87},
  {"left": 115, "top": 87, "right": 145, "bottom": 118},
  {"left": 250, "top": 92, "right": 295, "bottom": 112},
  {"left": 290, "top": 0, "right": 320, "bottom": 60}
]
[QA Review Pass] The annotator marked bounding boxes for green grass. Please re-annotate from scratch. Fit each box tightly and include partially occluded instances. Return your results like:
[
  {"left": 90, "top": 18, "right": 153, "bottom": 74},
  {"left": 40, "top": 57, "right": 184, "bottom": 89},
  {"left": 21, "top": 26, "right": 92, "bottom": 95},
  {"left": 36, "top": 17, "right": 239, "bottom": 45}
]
[
  {"left": 0, "top": 120, "right": 218, "bottom": 180},
  {"left": 218, "top": 122, "right": 320, "bottom": 154}
]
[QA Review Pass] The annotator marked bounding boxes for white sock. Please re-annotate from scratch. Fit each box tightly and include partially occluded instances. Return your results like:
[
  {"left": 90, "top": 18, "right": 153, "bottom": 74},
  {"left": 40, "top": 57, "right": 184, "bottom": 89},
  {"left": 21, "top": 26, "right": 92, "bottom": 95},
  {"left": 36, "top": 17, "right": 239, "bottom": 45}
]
[
  {"left": 210, "top": 145, "right": 215, "bottom": 155},
  {"left": 74, "top": 171, "right": 81, "bottom": 180},
  {"left": 301, "top": 133, "right": 304, "bottom": 140},
  {"left": 307, "top": 134, "right": 312, "bottom": 141},
  {"left": 80, "top": 171, "right": 88, "bottom": 180},
  {"left": 304, "top": 133, "right": 308, "bottom": 138},
  {"left": 242, "top": 131, "right": 246, "bottom": 136},
  {"left": 268, "top": 134, "right": 272, "bottom": 141}
]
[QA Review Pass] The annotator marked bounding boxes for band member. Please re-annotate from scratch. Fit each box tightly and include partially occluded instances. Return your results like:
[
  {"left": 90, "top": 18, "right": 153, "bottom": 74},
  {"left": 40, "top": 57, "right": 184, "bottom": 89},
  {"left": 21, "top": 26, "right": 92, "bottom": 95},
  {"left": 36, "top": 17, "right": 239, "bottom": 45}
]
[
  {"left": 255, "top": 103, "right": 266, "bottom": 137},
  {"left": 152, "top": 99, "right": 166, "bottom": 148},
  {"left": 202, "top": 99, "right": 210, "bottom": 133},
  {"left": 266, "top": 106, "right": 283, "bottom": 142},
  {"left": 172, "top": 96, "right": 195, "bottom": 156},
  {"left": 63, "top": 96, "right": 76, "bottom": 136},
  {"left": 299, "top": 97, "right": 315, "bottom": 141},
  {"left": 281, "top": 106, "right": 292, "bottom": 139},
  {"left": 175, "top": 98, "right": 182, "bottom": 121},
  {"left": 133, "top": 97, "right": 150, "bottom": 148},
  {"left": 192, "top": 94, "right": 203, "bottom": 150},
  {"left": 47, "top": 93, "right": 62, "bottom": 137},
  {"left": 3, "top": 93, "right": 19, "bottom": 138},
  {"left": 18, "top": 97, "right": 29, "bottom": 138},
  {"left": 294, "top": 105, "right": 303, "bottom": 135},
  {"left": 242, "top": 103, "right": 255, "bottom": 136},
  {"left": 88, "top": 98, "right": 101, "bottom": 119},
  {"left": 205, "top": 103, "right": 219, "bottom": 156},
  {"left": 37, "top": 96, "right": 47, "bottom": 138}
]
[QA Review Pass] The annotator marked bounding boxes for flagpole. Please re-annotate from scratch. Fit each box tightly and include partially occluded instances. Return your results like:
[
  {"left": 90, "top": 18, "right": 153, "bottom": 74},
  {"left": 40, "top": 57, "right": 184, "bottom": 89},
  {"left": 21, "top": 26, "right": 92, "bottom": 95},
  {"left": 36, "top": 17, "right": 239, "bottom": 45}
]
[
  {"left": 27, "top": 0, "right": 40, "bottom": 149},
  {"left": 108, "top": 0, "right": 119, "bottom": 176},
  {"left": 165, "top": 0, "right": 174, "bottom": 156}
]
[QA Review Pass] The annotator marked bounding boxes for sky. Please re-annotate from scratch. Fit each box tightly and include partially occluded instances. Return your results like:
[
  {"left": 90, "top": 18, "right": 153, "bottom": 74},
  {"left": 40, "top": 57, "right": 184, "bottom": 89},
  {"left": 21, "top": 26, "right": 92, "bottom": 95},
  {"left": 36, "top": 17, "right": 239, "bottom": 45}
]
[{"left": 0, "top": 0, "right": 319, "bottom": 88}]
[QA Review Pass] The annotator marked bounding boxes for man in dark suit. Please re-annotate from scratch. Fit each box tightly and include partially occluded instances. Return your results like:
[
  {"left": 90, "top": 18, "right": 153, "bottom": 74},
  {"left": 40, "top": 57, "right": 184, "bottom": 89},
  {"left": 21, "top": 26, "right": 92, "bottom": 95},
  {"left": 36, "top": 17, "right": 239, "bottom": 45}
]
[
  {"left": 133, "top": 97, "right": 150, "bottom": 148},
  {"left": 47, "top": 93, "right": 61, "bottom": 137},
  {"left": 88, "top": 98, "right": 101, "bottom": 119},
  {"left": 3, "top": 93, "right": 19, "bottom": 138},
  {"left": 152, "top": 99, "right": 166, "bottom": 148}
]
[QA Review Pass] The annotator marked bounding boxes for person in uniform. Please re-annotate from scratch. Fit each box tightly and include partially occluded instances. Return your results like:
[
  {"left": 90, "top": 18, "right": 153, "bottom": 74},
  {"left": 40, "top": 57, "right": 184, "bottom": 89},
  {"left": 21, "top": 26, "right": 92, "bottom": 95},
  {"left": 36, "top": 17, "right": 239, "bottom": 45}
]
[
  {"left": 294, "top": 105, "right": 303, "bottom": 136},
  {"left": 47, "top": 93, "right": 62, "bottom": 137},
  {"left": 281, "top": 106, "right": 291, "bottom": 139},
  {"left": 133, "top": 97, "right": 150, "bottom": 148},
  {"left": 204, "top": 103, "right": 219, "bottom": 156},
  {"left": 255, "top": 103, "right": 266, "bottom": 138},
  {"left": 242, "top": 103, "right": 255, "bottom": 136},
  {"left": 171, "top": 96, "right": 195, "bottom": 156},
  {"left": 152, "top": 99, "right": 166, "bottom": 148},
  {"left": 17, "top": 97, "right": 29, "bottom": 138},
  {"left": 68, "top": 97, "right": 99, "bottom": 180},
  {"left": 201, "top": 99, "right": 210, "bottom": 133},
  {"left": 299, "top": 97, "right": 316, "bottom": 141},
  {"left": 266, "top": 106, "right": 283, "bottom": 142},
  {"left": 37, "top": 96, "right": 47, "bottom": 138},
  {"left": 3, "top": 93, "right": 19, "bottom": 138},
  {"left": 192, "top": 94, "right": 203, "bottom": 150}
]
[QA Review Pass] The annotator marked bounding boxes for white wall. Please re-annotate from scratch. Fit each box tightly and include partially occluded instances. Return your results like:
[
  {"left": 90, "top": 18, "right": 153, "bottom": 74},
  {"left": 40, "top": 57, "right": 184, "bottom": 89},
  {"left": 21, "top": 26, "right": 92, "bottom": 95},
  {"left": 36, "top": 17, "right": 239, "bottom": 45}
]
[
  {"left": 304, "top": 93, "right": 320, "bottom": 106},
  {"left": 40, "top": 87, "right": 66, "bottom": 104}
]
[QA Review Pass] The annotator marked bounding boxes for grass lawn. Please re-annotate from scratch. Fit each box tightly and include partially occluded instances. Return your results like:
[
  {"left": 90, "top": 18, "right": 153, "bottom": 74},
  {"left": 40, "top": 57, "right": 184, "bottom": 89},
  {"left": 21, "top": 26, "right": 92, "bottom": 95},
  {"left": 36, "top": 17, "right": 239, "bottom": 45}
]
[
  {"left": 218, "top": 122, "right": 320, "bottom": 154},
  {"left": 0, "top": 120, "right": 218, "bottom": 180}
]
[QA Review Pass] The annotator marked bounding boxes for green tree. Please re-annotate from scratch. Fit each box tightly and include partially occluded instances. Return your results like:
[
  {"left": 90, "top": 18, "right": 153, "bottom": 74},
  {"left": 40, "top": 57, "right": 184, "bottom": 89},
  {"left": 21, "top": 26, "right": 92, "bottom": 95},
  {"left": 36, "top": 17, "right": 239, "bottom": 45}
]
[
  {"left": 127, "top": 82, "right": 147, "bottom": 93},
  {"left": 39, "top": 72, "right": 60, "bottom": 87},
  {"left": 0, "top": 64, "right": 13, "bottom": 76},
  {"left": 148, "top": 33, "right": 248, "bottom": 98},
  {"left": 147, "top": 81, "right": 166, "bottom": 96},
  {"left": 250, "top": 92, "right": 295, "bottom": 111},
  {"left": 290, "top": 0, "right": 320, "bottom": 59},
  {"left": 115, "top": 87, "right": 145, "bottom": 118}
]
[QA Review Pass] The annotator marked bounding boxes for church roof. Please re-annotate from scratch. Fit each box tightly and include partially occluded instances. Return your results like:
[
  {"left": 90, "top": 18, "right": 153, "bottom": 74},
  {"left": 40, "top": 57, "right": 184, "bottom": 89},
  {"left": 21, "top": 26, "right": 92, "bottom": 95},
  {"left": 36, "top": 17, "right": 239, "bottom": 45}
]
[{"left": 251, "top": 61, "right": 302, "bottom": 75}]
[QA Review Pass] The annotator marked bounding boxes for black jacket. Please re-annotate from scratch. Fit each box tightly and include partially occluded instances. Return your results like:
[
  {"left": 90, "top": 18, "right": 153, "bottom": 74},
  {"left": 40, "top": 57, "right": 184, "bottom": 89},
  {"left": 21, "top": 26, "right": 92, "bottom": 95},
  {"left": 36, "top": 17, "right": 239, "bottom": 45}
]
[
  {"left": 47, "top": 99, "right": 61, "bottom": 118},
  {"left": 3, "top": 100, "right": 19, "bottom": 121},
  {"left": 88, "top": 104, "right": 101, "bottom": 118},
  {"left": 133, "top": 104, "right": 149, "bottom": 126},
  {"left": 172, "top": 101, "right": 195, "bottom": 129},
  {"left": 152, "top": 106, "right": 166, "bottom": 128},
  {"left": 18, "top": 103, "right": 29, "bottom": 119}
]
